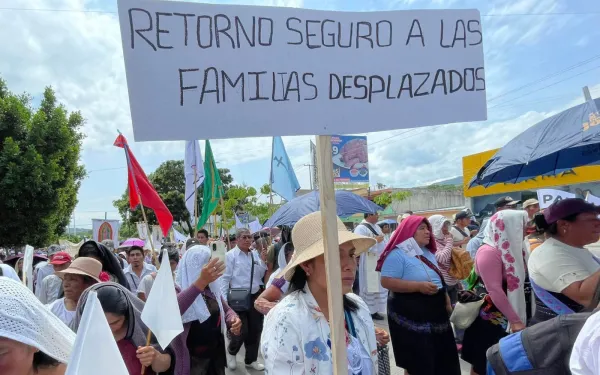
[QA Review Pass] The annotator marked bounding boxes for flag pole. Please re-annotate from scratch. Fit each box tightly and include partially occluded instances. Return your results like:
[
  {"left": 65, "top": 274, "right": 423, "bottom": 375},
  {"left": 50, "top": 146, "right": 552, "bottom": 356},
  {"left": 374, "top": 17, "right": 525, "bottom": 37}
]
[
  {"left": 269, "top": 137, "right": 274, "bottom": 215},
  {"left": 193, "top": 166, "right": 199, "bottom": 237},
  {"left": 220, "top": 197, "right": 231, "bottom": 249}
]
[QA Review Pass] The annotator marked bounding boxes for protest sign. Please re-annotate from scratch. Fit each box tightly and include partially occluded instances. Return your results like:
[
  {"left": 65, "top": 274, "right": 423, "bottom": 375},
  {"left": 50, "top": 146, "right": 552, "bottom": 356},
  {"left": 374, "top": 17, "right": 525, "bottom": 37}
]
[
  {"left": 537, "top": 188, "right": 576, "bottom": 209},
  {"left": 22, "top": 245, "right": 34, "bottom": 290},
  {"left": 117, "top": 0, "right": 486, "bottom": 141},
  {"left": 396, "top": 237, "right": 424, "bottom": 257}
]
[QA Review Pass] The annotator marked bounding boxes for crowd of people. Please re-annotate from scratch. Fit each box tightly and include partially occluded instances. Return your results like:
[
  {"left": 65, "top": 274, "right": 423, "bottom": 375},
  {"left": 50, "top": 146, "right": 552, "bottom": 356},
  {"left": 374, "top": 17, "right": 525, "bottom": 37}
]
[{"left": 2, "top": 196, "right": 600, "bottom": 374}]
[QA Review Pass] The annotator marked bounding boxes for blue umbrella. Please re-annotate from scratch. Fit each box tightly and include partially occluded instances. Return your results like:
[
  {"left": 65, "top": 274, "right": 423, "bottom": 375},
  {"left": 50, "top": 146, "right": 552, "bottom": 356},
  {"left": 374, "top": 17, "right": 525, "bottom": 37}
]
[
  {"left": 470, "top": 98, "right": 600, "bottom": 188},
  {"left": 264, "top": 190, "right": 382, "bottom": 227}
]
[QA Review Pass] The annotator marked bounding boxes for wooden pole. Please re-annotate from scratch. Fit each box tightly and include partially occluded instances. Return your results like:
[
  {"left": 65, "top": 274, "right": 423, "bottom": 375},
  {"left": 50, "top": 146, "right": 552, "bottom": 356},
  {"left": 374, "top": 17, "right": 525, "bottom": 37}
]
[
  {"left": 140, "top": 330, "right": 153, "bottom": 375},
  {"left": 137, "top": 194, "right": 158, "bottom": 269},
  {"left": 315, "top": 135, "right": 346, "bottom": 375},
  {"left": 269, "top": 137, "right": 274, "bottom": 215}
]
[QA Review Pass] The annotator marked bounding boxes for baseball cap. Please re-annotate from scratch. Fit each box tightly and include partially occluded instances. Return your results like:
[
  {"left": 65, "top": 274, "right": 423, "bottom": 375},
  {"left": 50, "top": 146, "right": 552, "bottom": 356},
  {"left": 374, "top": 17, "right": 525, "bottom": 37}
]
[
  {"left": 49, "top": 252, "right": 72, "bottom": 265},
  {"left": 455, "top": 211, "right": 469, "bottom": 220},
  {"left": 494, "top": 196, "right": 521, "bottom": 208},
  {"left": 47, "top": 244, "right": 62, "bottom": 257},
  {"left": 543, "top": 198, "right": 600, "bottom": 225},
  {"left": 523, "top": 199, "right": 539, "bottom": 209}
]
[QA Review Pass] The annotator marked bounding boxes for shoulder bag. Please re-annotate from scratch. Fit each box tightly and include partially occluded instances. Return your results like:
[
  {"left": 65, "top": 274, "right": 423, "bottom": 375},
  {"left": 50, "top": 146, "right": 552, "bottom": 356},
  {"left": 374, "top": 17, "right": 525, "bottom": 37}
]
[{"left": 227, "top": 251, "right": 255, "bottom": 312}]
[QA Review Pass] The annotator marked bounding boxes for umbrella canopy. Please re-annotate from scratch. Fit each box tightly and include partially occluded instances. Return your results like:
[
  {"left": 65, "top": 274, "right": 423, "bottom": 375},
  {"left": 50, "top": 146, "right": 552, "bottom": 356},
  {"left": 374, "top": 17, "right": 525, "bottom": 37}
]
[
  {"left": 264, "top": 190, "right": 382, "bottom": 227},
  {"left": 470, "top": 98, "right": 600, "bottom": 188}
]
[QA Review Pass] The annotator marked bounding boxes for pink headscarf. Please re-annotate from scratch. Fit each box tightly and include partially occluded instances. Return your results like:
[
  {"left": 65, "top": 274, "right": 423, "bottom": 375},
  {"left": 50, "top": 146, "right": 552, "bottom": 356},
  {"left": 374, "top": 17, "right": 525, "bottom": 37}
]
[{"left": 376, "top": 215, "right": 437, "bottom": 271}]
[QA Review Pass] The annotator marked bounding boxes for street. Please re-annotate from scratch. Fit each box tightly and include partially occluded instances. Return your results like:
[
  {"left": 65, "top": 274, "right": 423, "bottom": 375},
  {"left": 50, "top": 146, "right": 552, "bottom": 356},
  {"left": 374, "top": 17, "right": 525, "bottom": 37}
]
[{"left": 226, "top": 314, "right": 471, "bottom": 375}]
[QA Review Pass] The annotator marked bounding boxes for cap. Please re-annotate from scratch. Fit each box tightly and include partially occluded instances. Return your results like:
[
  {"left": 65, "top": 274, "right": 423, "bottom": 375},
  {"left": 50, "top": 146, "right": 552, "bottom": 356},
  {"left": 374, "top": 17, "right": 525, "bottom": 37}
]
[
  {"left": 543, "top": 198, "right": 600, "bottom": 224},
  {"left": 49, "top": 252, "right": 72, "bottom": 265},
  {"left": 47, "top": 244, "right": 61, "bottom": 257},
  {"left": 494, "top": 196, "right": 521, "bottom": 208},
  {"left": 455, "top": 211, "right": 469, "bottom": 220},
  {"left": 523, "top": 199, "right": 539, "bottom": 209}
]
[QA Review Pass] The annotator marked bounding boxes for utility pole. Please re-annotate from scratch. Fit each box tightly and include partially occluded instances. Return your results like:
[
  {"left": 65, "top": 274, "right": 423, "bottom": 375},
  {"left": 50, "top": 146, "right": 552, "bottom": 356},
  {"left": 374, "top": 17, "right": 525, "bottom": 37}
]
[
  {"left": 583, "top": 86, "right": 592, "bottom": 102},
  {"left": 105, "top": 212, "right": 107, "bottom": 220},
  {"left": 304, "top": 163, "right": 315, "bottom": 190}
]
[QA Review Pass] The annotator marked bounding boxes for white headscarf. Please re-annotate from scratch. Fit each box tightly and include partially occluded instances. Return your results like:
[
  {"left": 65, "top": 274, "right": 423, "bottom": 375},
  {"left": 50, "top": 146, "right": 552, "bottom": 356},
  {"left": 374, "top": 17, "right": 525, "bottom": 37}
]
[
  {"left": 0, "top": 264, "right": 20, "bottom": 282},
  {"left": 0, "top": 277, "right": 75, "bottom": 364},
  {"left": 428, "top": 215, "right": 451, "bottom": 241},
  {"left": 175, "top": 245, "right": 224, "bottom": 324},
  {"left": 266, "top": 243, "right": 292, "bottom": 290},
  {"left": 482, "top": 210, "right": 529, "bottom": 325}
]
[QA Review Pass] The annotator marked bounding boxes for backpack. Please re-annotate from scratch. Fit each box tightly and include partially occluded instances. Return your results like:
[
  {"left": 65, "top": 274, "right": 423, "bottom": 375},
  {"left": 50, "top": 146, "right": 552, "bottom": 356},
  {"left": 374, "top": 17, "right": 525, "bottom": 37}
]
[
  {"left": 486, "top": 280, "right": 600, "bottom": 375},
  {"left": 449, "top": 247, "right": 474, "bottom": 280}
]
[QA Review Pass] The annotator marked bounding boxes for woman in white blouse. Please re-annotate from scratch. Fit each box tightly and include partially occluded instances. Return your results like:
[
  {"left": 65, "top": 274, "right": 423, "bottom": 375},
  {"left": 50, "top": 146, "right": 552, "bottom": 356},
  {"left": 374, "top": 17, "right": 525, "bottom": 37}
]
[{"left": 261, "top": 211, "right": 389, "bottom": 374}]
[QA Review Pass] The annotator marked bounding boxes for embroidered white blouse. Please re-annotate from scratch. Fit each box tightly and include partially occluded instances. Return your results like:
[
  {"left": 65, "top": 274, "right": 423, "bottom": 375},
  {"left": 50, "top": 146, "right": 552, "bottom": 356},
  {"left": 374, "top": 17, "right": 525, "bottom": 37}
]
[{"left": 261, "top": 285, "right": 378, "bottom": 375}]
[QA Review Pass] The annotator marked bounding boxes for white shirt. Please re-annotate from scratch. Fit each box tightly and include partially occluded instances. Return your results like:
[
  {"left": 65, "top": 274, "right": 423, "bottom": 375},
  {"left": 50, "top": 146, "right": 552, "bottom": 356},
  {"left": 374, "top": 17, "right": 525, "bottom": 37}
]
[
  {"left": 570, "top": 309, "right": 600, "bottom": 374},
  {"left": 124, "top": 263, "right": 157, "bottom": 293},
  {"left": 47, "top": 298, "right": 76, "bottom": 326},
  {"left": 450, "top": 226, "right": 470, "bottom": 248},
  {"left": 261, "top": 286, "right": 378, "bottom": 374},
  {"left": 529, "top": 237, "right": 600, "bottom": 293},
  {"left": 37, "top": 274, "right": 62, "bottom": 304},
  {"left": 0, "top": 264, "right": 20, "bottom": 282},
  {"left": 220, "top": 246, "right": 267, "bottom": 297},
  {"left": 34, "top": 262, "right": 54, "bottom": 292}
]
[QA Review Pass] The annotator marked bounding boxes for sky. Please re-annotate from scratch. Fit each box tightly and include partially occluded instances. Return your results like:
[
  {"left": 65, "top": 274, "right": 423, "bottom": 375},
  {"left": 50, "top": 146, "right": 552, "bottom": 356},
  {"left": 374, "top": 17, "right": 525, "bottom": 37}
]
[{"left": 1, "top": 0, "right": 600, "bottom": 231}]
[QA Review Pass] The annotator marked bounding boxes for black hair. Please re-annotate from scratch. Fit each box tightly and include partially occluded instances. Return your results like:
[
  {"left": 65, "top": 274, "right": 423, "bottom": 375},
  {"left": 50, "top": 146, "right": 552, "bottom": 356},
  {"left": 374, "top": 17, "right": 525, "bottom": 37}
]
[
  {"left": 533, "top": 212, "right": 579, "bottom": 235},
  {"left": 96, "top": 286, "right": 129, "bottom": 316},
  {"left": 197, "top": 229, "right": 209, "bottom": 238},
  {"left": 125, "top": 246, "right": 144, "bottom": 256},
  {"left": 287, "top": 265, "right": 358, "bottom": 312},
  {"left": 32, "top": 351, "right": 60, "bottom": 371},
  {"left": 229, "top": 234, "right": 237, "bottom": 241},
  {"left": 364, "top": 213, "right": 371, "bottom": 219},
  {"left": 185, "top": 238, "right": 200, "bottom": 248},
  {"left": 159, "top": 248, "right": 180, "bottom": 264},
  {"left": 78, "top": 241, "right": 128, "bottom": 288},
  {"left": 284, "top": 242, "right": 295, "bottom": 257},
  {"left": 78, "top": 242, "right": 102, "bottom": 259},
  {"left": 405, "top": 210, "right": 414, "bottom": 215}
]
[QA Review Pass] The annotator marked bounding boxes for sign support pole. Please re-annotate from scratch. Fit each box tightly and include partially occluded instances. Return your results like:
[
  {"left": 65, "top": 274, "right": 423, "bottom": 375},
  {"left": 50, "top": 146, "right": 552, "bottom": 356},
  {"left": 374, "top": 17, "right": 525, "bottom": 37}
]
[{"left": 315, "top": 135, "right": 347, "bottom": 375}]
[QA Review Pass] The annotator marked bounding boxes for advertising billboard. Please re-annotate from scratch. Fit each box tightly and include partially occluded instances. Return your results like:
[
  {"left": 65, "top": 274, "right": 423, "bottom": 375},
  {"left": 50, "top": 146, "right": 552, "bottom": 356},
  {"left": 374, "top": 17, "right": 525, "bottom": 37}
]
[{"left": 331, "top": 135, "right": 369, "bottom": 189}]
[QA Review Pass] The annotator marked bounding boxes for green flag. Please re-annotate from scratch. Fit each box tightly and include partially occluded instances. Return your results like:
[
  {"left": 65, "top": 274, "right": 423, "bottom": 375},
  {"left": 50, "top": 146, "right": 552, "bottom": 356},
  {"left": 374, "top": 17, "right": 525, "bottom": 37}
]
[{"left": 197, "top": 140, "right": 223, "bottom": 230}]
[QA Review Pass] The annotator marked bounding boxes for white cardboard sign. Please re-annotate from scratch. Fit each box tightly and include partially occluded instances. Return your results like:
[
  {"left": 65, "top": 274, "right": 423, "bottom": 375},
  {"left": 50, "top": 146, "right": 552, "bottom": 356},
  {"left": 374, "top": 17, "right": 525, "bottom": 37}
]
[
  {"left": 396, "top": 237, "right": 424, "bottom": 257},
  {"left": 117, "top": 0, "right": 486, "bottom": 141},
  {"left": 537, "top": 188, "right": 576, "bottom": 209}
]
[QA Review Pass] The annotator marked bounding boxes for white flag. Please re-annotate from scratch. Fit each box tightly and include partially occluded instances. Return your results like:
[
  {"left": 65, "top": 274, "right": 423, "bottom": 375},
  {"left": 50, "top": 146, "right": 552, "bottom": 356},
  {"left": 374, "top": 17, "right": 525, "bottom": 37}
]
[
  {"left": 141, "top": 250, "right": 184, "bottom": 349},
  {"left": 249, "top": 219, "right": 262, "bottom": 234},
  {"left": 396, "top": 238, "right": 424, "bottom": 257},
  {"left": 185, "top": 140, "right": 205, "bottom": 224},
  {"left": 235, "top": 214, "right": 245, "bottom": 229},
  {"left": 173, "top": 228, "right": 189, "bottom": 243},
  {"left": 66, "top": 291, "right": 128, "bottom": 375},
  {"left": 22, "top": 245, "right": 34, "bottom": 290},
  {"left": 537, "top": 189, "right": 576, "bottom": 209}
]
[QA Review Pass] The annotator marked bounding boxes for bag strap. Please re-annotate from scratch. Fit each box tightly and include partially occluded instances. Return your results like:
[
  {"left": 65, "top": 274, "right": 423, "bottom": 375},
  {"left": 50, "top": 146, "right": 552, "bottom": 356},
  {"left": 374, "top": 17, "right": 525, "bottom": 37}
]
[
  {"left": 248, "top": 250, "right": 256, "bottom": 292},
  {"left": 416, "top": 255, "right": 446, "bottom": 286},
  {"left": 530, "top": 279, "right": 574, "bottom": 315},
  {"left": 359, "top": 223, "right": 380, "bottom": 237},
  {"left": 453, "top": 225, "right": 469, "bottom": 238}
]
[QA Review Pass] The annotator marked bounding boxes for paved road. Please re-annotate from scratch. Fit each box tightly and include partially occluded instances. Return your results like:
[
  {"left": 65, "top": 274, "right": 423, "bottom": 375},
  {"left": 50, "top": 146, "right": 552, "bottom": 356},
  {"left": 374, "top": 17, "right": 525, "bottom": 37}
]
[{"left": 226, "top": 314, "right": 471, "bottom": 375}]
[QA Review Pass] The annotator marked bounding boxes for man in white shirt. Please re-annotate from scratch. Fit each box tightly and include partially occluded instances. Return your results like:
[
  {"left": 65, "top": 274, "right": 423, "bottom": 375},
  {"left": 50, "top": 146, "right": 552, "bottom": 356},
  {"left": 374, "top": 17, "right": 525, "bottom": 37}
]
[
  {"left": 33, "top": 244, "right": 61, "bottom": 293},
  {"left": 450, "top": 211, "right": 472, "bottom": 248},
  {"left": 136, "top": 246, "right": 180, "bottom": 301},
  {"left": 123, "top": 245, "right": 157, "bottom": 293},
  {"left": 221, "top": 228, "right": 268, "bottom": 371},
  {"left": 36, "top": 252, "right": 72, "bottom": 304},
  {"left": 355, "top": 213, "right": 387, "bottom": 320}
]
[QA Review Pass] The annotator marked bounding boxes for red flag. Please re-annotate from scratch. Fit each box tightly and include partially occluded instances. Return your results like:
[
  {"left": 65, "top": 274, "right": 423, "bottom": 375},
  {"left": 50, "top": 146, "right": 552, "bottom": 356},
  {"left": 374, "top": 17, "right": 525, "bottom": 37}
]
[{"left": 114, "top": 134, "right": 173, "bottom": 236}]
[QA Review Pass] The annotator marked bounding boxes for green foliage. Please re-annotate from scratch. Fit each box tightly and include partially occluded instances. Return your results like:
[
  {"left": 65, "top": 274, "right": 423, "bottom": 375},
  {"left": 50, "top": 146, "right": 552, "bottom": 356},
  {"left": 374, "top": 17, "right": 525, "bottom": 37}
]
[
  {"left": 113, "top": 160, "right": 233, "bottom": 235},
  {"left": 426, "top": 184, "right": 462, "bottom": 191},
  {"left": 373, "top": 191, "right": 412, "bottom": 207},
  {"left": 0, "top": 77, "right": 86, "bottom": 247},
  {"left": 218, "top": 183, "right": 280, "bottom": 229}
]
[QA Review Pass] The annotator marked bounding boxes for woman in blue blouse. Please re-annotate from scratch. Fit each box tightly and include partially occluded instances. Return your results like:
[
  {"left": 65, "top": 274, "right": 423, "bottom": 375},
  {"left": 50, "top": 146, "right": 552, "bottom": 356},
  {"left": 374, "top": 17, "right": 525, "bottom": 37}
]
[{"left": 377, "top": 215, "right": 460, "bottom": 375}]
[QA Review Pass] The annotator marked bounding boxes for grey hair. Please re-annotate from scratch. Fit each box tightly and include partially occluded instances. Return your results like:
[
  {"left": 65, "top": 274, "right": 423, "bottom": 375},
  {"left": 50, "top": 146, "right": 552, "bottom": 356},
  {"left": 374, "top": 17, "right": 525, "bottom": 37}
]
[{"left": 236, "top": 228, "right": 250, "bottom": 237}]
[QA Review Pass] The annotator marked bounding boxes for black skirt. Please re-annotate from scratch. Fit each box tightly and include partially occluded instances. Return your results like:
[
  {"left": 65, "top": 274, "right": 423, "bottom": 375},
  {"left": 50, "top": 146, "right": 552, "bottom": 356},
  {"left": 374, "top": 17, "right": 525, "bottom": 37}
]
[
  {"left": 387, "top": 288, "right": 461, "bottom": 375},
  {"left": 461, "top": 313, "right": 507, "bottom": 374}
]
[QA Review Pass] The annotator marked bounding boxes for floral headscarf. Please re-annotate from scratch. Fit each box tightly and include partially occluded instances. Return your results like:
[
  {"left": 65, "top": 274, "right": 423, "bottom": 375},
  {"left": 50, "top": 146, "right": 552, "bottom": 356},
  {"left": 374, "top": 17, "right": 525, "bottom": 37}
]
[{"left": 483, "top": 210, "right": 528, "bottom": 324}]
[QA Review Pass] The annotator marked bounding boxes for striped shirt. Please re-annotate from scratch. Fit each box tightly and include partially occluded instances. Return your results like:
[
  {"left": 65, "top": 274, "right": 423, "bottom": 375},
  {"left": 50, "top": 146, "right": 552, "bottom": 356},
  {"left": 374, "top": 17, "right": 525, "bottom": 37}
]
[{"left": 434, "top": 237, "right": 459, "bottom": 286}]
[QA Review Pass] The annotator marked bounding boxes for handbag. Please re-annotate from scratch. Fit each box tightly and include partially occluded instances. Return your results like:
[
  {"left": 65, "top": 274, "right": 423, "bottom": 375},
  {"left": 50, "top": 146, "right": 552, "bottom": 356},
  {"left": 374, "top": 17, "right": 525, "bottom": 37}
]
[
  {"left": 377, "top": 344, "right": 391, "bottom": 375},
  {"left": 227, "top": 252, "right": 255, "bottom": 312},
  {"left": 450, "top": 290, "right": 485, "bottom": 329},
  {"left": 449, "top": 247, "right": 474, "bottom": 280}
]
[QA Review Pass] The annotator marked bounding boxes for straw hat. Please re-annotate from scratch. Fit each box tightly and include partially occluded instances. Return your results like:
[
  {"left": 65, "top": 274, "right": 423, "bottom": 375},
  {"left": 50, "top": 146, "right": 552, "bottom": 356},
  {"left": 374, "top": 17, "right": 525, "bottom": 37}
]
[
  {"left": 55, "top": 257, "right": 102, "bottom": 283},
  {"left": 281, "top": 211, "right": 376, "bottom": 281}
]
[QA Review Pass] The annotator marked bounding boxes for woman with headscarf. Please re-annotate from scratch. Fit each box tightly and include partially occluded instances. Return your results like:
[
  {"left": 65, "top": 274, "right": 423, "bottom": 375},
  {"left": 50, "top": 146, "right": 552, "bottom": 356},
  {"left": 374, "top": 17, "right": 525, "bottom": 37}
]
[
  {"left": 461, "top": 210, "right": 529, "bottom": 375},
  {"left": 176, "top": 245, "right": 242, "bottom": 375},
  {"left": 429, "top": 215, "right": 460, "bottom": 304},
  {"left": 262, "top": 212, "right": 389, "bottom": 374},
  {"left": 0, "top": 277, "right": 75, "bottom": 375},
  {"left": 254, "top": 242, "right": 295, "bottom": 315},
  {"left": 71, "top": 283, "right": 175, "bottom": 375},
  {"left": 378, "top": 215, "right": 460, "bottom": 375},
  {"left": 78, "top": 240, "right": 128, "bottom": 287}
]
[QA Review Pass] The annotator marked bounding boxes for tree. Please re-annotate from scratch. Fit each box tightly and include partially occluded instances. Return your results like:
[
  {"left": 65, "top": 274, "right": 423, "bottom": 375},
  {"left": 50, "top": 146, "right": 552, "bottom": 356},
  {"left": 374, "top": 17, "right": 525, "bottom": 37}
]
[
  {"left": 373, "top": 191, "right": 412, "bottom": 208},
  {"left": 113, "top": 160, "right": 233, "bottom": 234},
  {"left": 375, "top": 182, "right": 387, "bottom": 190},
  {"left": 0, "top": 78, "right": 86, "bottom": 247}
]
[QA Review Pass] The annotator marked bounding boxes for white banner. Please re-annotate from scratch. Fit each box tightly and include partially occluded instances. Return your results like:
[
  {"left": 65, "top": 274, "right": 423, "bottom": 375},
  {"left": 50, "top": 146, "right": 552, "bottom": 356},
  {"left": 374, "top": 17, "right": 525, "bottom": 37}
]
[
  {"left": 117, "top": 1, "right": 486, "bottom": 141},
  {"left": 537, "top": 189, "right": 576, "bottom": 209},
  {"left": 92, "top": 219, "right": 121, "bottom": 248}
]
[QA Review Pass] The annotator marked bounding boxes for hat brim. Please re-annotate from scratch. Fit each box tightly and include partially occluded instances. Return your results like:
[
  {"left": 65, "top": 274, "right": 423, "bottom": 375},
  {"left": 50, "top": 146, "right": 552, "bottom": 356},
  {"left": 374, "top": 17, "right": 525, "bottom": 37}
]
[
  {"left": 50, "top": 260, "right": 70, "bottom": 265},
  {"left": 281, "top": 231, "right": 376, "bottom": 281},
  {"left": 56, "top": 268, "right": 101, "bottom": 283}
]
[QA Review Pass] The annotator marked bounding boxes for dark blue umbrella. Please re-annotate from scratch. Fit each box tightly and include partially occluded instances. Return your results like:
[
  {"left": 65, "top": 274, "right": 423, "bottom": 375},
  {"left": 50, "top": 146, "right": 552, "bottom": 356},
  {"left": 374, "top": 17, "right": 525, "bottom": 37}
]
[
  {"left": 470, "top": 98, "right": 600, "bottom": 188},
  {"left": 264, "top": 190, "right": 382, "bottom": 227}
]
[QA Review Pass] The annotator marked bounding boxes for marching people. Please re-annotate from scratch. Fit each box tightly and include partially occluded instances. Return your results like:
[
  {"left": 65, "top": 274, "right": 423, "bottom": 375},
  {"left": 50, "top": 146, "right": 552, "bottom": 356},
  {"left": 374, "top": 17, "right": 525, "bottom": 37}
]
[
  {"left": 78, "top": 240, "right": 128, "bottom": 287},
  {"left": 378, "top": 215, "right": 461, "bottom": 375},
  {"left": 33, "top": 244, "right": 61, "bottom": 292},
  {"left": 137, "top": 245, "right": 179, "bottom": 302},
  {"left": 0, "top": 277, "right": 75, "bottom": 375},
  {"left": 47, "top": 257, "right": 102, "bottom": 326},
  {"left": 523, "top": 198, "right": 540, "bottom": 220},
  {"left": 461, "top": 210, "right": 530, "bottom": 375},
  {"left": 528, "top": 198, "right": 600, "bottom": 324},
  {"left": 196, "top": 229, "right": 210, "bottom": 246},
  {"left": 255, "top": 242, "right": 294, "bottom": 315},
  {"left": 0, "top": 261, "right": 20, "bottom": 282},
  {"left": 495, "top": 196, "right": 521, "bottom": 212},
  {"left": 261, "top": 212, "right": 388, "bottom": 374},
  {"left": 37, "top": 252, "right": 72, "bottom": 304},
  {"left": 378, "top": 221, "right": 393, "bottom": 242},
  {"left": 220, "top": 228, "right": 268, "bottom": 371},
  {"left": 355, "top": 212, "right": 388, "bottom": 320},
  {"left": 122, "top": 238, "right": 157, "bottom": 293}
]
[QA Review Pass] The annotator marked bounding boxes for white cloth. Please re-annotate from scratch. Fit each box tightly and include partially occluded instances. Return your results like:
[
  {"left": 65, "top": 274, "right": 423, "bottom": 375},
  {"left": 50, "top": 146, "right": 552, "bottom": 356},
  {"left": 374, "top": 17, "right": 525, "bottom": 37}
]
[
  {"left": 0, "top": 277, "right": 75, "bottom": 364},
  {"left": 48, "top": 298, "right": 77, "bottom": 327},
  {"left": 483, "top": 210, "right": 529, "bottom": 325},
  {"left": 355, "top": 221, "right": 387, "bottom": 314},
  {"left": 429, "top": 215, "right": 451, "bottom": 241},
  {"left": 570, "top": 310, "right": 600, "bottom": 374},
  {"left": 37, "top": 274, "right": 62, "bottom": 304},
  {"left": 220, "top": 246, "right": 267, "bottom": 297},
  {"left": 34, "top": 262, "right": 54, "bottom": 291},
  {"left": 261, "top": 286, "right": 378, "bottom": 374},
  {"left": 529, "top": 237, "right": 600, "bottom": 293},
  {"left": 348, "top": 335, "right": 375, "bottom": 375},
  {"left": 136, "top": 274, "right": 156, "bottom": 298},
  {"left": 123, "top": 263, "right": 157, "bottom": 293},
  {"left": 0, "top": 264, "right": 20, "bottom": 282},
  {"left": 266, "top": 243, "right": 291, "bottom": 292},
  {"left": 184, "top": 140, "right": 204, "bottom": 225},
  {"left": 450, "top": 225, "right": 470, "bottom": 248}
]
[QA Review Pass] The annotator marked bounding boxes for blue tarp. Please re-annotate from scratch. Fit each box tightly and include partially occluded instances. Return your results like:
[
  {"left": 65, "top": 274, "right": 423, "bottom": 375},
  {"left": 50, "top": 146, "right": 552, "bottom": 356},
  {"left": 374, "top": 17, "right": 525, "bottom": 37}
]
[{"left": 470, "top": 98, "right": 600, "bottom": 187}]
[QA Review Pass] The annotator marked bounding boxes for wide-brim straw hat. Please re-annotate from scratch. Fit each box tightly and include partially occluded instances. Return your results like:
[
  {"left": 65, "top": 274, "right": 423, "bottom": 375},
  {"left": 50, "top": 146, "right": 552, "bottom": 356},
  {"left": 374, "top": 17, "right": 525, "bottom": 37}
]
[
  {"left": 281, "top": 211, "right": 376, "bottom": 281},
  {"left": 56, "top": 257, "right": 102, "bottom": 283}
]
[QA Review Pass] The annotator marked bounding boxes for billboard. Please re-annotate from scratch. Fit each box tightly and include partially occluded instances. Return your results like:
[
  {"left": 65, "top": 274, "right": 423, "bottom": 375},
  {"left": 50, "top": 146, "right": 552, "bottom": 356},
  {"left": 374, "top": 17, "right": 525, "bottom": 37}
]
[{"left": 331, "top": 135, "right": 369, "bottom": 189}]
